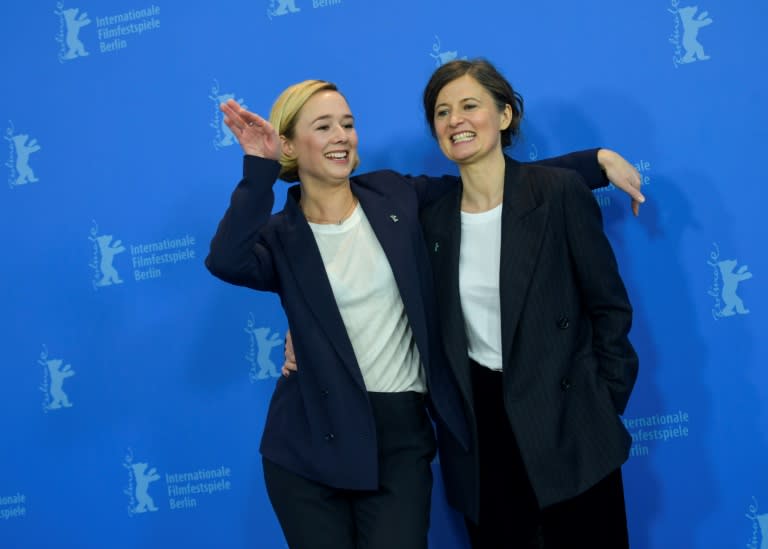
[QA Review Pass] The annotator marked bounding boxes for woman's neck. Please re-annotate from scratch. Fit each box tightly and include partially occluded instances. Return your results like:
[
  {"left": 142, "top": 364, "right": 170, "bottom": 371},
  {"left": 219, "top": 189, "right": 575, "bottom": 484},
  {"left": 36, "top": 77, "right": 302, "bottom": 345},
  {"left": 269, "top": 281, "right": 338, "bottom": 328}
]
[
  {"left": 458, "top": 152, "right": 506, "bottom": 213},
  {"left": 299, "top": 181, "right": 357, "bottom": 225}
]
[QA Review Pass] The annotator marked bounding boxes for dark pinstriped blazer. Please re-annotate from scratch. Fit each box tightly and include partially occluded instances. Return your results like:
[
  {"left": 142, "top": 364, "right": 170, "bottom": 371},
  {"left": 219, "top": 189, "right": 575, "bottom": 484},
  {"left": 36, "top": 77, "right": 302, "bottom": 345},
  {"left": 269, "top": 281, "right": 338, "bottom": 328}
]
[{"left": 420, "top": 156, "right": 639, "bottom": 522}]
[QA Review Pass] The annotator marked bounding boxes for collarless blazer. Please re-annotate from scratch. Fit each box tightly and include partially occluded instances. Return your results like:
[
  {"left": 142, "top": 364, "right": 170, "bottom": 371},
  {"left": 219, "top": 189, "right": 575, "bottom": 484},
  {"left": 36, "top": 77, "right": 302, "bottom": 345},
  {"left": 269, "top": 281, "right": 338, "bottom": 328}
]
[
  {"left": 420, "top": 156, "right": 639, "bottom": 521},
  {"left": 206, "top": 152, "right": 611, "bottom": 492}
]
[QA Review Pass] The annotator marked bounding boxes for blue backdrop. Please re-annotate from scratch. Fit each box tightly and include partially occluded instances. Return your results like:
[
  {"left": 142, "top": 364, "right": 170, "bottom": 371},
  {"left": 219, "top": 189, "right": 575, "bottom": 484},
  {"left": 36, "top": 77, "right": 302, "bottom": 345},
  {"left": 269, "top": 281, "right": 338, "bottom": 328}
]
[{"left": 1, "top": 1, "right": 765, "bottom": 548}]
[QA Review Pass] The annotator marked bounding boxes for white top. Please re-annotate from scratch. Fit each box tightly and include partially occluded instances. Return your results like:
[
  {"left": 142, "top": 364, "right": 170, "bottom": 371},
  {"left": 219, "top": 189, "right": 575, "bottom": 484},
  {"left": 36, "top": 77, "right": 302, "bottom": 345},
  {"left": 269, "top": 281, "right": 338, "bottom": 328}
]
[
  {"left": 459, "top": 203, "right": 503, "bottom": 370},
  {"left": 309, "top": 204, "right": 426, "bottom": 393}
]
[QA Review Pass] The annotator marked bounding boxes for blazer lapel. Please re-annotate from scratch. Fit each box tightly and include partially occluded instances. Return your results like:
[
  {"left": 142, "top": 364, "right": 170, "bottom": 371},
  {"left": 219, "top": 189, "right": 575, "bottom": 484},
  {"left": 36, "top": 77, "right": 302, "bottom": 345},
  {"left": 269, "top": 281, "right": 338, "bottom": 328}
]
[
  {"left": 425, "top": 187, "right": 474, "bottom": 407},
  {"left": 499, "top": 158, "right": 550, "bottom": 365},
  {"left": 277, "top": 187, "right": 364, "bottom": 389}
]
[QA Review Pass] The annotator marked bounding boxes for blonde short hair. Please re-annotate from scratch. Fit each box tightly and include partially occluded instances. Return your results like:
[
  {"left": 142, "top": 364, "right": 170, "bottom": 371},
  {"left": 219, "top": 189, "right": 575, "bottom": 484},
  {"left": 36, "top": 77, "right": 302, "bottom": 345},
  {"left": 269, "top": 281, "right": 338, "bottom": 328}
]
[{"left": 269, "top": 79, "right": 359, "bottom": 182}]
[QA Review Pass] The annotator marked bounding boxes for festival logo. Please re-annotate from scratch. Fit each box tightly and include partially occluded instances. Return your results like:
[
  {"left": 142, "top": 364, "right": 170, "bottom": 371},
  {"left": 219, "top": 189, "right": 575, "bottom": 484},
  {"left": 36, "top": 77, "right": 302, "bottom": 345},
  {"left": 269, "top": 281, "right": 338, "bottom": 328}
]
[
  {"left": 5, "top": 122, "right": 41, "bottom": 189},
  {"left": 55, "top": 3, "right": 161, "bottom": 60},
  {"left": 209, "top": 80, "right": 249, "bottom": 150},
  {"left": 89, "top": 220, "right": 126, "bottom": 289},
  {"left": 429, "top": 35, "right": 467, "bottom": 67},
  {"left": 0, "top": 493, "right": 27, "bottom": 521},
  {"left": 746, "top": 497, "right": 768, "bottom": 549},
  {"left": 267, "top": 0, "right": 301, "bottom": 19},
  {"left": 36, "top": 345, "right": 75, "bottom": 412},
  {"left": 88, "top": 219, "right": 198, "bottom": 288},
  {"left": 166, "top": 466, "right": 233, "bottom": 510},
  {"left": 54, "top": 3, "right": 91, "bottom": 62},
  {"left": 622, "top": 409, "right": 691, "bottom": 458},
  {"left": 707, "top": 243, "right": 752, "bottom": 319},
  {"left": 668, "top": 2, "right": 713, "bottom": 67},
  {"left": 123, "top": 447, "right": 234, "bottom": 513},
  {"left": 245, "top": 313, "right": 283, "bottom": 382},
  {"left": 123, "top": 449, "right": 160, "bottom": 515}
]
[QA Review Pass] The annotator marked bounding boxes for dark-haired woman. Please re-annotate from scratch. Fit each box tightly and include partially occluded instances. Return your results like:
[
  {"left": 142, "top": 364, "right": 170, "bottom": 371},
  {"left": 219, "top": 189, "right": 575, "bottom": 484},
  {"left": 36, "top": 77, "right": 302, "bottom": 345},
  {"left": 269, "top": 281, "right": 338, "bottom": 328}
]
[{"left": 420, "top": 58, "right": 639, "bottom": 548}]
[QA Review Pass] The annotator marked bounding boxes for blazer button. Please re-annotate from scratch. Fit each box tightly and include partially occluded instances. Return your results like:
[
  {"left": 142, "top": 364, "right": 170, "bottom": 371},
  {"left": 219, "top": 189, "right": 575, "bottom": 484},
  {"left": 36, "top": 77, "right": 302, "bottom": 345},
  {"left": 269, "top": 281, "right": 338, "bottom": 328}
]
[
  {"left": 321, "top": 389, "right": 329, "bottom": 397},
  {"left": 557, "top": 316, "right": 570, "bottom": 329},
  {"left": 560, "top": 377, "right": 573, "bottom": 390},
  {"left": 324, "top": 433, "right": 335, "bottom": 442}
]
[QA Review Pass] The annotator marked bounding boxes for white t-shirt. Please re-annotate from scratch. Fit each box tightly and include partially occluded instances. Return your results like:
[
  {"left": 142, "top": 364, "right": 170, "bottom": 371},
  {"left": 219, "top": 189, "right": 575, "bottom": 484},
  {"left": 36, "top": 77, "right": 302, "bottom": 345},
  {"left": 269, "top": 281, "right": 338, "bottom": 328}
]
[
  {"left": 459, "top": 204, "right": 503, "bottom": 370},
  {"left": 309, "top": 204, "right": 426, "bottom": 393}
]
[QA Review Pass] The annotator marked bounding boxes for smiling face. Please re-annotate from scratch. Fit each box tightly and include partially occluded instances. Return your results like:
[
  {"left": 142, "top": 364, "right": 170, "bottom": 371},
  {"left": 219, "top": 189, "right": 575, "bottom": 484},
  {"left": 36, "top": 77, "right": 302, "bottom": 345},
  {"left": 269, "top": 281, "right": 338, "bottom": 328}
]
[
  {"left": 432, "top": 74, "right": 512, "bottom": 166},
  {"left": 280, "top": 90, "right": 359, "bottom": 187}
]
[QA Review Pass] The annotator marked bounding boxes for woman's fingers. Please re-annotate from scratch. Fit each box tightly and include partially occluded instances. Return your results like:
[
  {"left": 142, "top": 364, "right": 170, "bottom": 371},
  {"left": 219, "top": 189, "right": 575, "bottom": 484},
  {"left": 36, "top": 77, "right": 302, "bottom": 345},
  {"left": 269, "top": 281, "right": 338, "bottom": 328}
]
[
  {"left": 220, "top": 99, "right": 251, "bottom": 132},
  {"left": 221, "top": 102, "right": 273, "bottom": 138}
]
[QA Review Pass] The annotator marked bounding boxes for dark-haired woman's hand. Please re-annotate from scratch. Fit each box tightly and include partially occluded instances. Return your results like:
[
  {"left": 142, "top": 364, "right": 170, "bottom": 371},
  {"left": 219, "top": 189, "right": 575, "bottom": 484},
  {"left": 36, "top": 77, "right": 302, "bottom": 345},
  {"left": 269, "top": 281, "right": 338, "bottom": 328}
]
[{"left": 597, "top": 149, "right": 646, "bottom": 216}]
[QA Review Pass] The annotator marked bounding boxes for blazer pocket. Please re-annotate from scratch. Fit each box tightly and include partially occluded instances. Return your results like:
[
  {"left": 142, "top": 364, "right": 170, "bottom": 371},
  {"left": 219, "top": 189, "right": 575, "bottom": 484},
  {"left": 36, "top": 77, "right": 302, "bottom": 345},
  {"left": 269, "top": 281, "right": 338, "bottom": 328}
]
[{"left": 568, "top": 353, "right": 617, "bottom": 413}]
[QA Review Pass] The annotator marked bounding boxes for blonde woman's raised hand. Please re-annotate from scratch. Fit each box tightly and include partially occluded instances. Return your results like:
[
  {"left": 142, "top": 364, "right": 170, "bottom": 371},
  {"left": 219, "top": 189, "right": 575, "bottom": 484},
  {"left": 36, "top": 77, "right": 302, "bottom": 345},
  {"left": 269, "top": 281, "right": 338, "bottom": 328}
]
[{"left": 220, "top": 98, "right": 281, "bottom": 160}]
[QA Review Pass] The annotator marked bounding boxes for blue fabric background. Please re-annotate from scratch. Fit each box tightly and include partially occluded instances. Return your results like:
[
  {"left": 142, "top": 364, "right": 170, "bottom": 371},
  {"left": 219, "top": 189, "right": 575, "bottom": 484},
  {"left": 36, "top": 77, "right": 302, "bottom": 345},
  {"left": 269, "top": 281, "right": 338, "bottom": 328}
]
[{"left": 1, "top": 1, "right": 765, "bottom": 547}]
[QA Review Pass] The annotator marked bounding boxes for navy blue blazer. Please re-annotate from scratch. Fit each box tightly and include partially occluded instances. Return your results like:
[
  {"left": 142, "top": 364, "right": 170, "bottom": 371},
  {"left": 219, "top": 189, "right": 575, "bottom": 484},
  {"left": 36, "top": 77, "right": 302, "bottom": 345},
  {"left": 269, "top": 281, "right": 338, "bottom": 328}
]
[
  {"left": 206, "top": 152, "right": 607, "bottom": 490},
  {"left": 420, "top": 157, "right": 639, "bottom": 520}
]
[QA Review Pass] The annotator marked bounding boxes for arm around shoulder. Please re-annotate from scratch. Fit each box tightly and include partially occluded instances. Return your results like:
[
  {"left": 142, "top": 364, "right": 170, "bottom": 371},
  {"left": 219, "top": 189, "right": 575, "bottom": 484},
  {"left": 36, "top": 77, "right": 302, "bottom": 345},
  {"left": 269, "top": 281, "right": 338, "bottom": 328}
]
[
  {"left": 526, "top": 148, "right": 607, "bottom": 190},
  {"left": 530, "top": 148, "right": 645, "bottom": 216}
]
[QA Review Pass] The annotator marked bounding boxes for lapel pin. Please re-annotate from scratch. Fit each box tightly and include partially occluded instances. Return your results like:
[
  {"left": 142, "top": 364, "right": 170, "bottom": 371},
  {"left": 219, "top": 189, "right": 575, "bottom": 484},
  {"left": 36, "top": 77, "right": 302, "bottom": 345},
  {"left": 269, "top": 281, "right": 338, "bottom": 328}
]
[
  {"left": 389, "top": 214, "right": 399, "bottom": 223},
  {"left": 434, "top": 242, "right": 440, "bottom": 252}
]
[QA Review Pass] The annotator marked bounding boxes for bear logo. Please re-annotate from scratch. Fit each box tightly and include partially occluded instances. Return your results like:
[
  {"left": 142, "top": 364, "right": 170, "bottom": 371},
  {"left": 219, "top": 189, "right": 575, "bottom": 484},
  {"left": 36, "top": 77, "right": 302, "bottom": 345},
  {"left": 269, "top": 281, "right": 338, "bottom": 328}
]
[
  {"left": 60, "top": 7, "right": 91, "bottom": 60},
  {"left": 131, "top": 463, "right": 160, "bottom": 513},
  {"left": 9, "top": 134, "right": 41, "bottom": 186},
  {"left": 245, "top": 316, "right": 283, "bottom": 381},
  {"left": 43, "top": 358, "right": 75, "bottom": 409},
  {"left": 758, "top": 513, "right": 768, "bottom": 549},
  {"left": 212, "top": 93, "right": 247, "bottom": 148},
  {"left": 678, "top": 6, "right": 712, "bottom": 63},
  {"left": 94, "top": 234, "right": 126, "bottom": 287},
  {"left": 270, "top": 0, "right": 301, "bottom": 16},
  {"left": 430, "top": 36, "right": 467, "bottom": 67},
  {"left": 209, "top": 82, "right": 249, "bottom": 149},
  {"left": 716, "top": 259, "right": 752, "bottom": 317}
]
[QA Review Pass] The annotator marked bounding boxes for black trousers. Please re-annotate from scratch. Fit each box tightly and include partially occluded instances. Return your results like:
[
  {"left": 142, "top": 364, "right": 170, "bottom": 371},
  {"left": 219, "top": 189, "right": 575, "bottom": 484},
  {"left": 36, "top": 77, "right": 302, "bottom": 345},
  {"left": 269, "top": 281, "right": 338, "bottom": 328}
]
[
  {"left": 263, "top": 391, "right": 436, "bottom": 549},
  {"left": 465, "top": 360, "right": 630, "bottom": 549}
]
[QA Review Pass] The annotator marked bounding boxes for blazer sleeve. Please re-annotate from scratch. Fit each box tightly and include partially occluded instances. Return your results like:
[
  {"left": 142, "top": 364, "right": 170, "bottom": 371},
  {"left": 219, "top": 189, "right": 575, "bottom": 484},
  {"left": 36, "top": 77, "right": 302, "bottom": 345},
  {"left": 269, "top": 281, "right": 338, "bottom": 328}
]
[
  {"left": 205, "top": 155, "right": 282, "bottom": 292},
  {"left": 527, "top": 148, "right": 609, "bottom": 191},
  {"left": 562, "top": 172, "right": 639, "bottom": 414},
  {"left": 404, "top": 148, "right": 607, "bottom": 211},
  {"left": 398, "top": 172, "right": 460, "bottom": 212}
]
